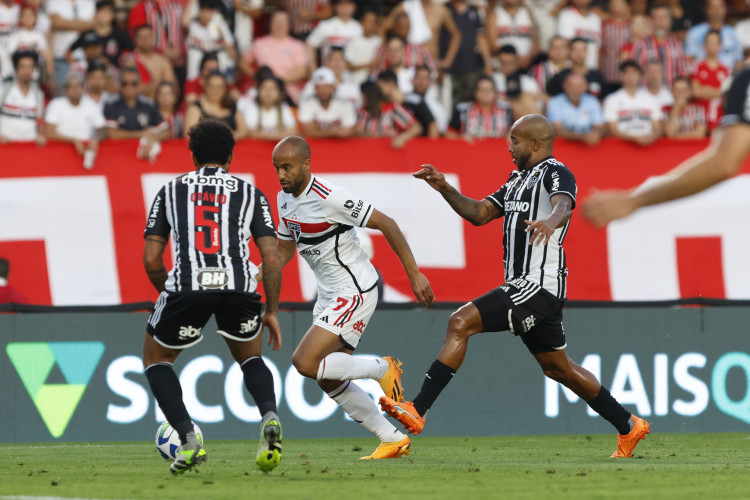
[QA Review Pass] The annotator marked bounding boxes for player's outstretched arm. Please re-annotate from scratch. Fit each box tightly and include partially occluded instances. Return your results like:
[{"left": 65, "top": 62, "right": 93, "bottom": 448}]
[
  {"left": 583, "top": 125, "right": 750, "bottom": 227},
  {"left": 366, "top": 209, "right": 434, "bottom": 307},
  {"left": 413, "top": 164, "right": 500, "bottom": 225},
  {"left": 143, "top": 235, "right": 168, "bottom": 292},
  {"left": 255, "top": 235, "right": 283, "bottom": 350}
]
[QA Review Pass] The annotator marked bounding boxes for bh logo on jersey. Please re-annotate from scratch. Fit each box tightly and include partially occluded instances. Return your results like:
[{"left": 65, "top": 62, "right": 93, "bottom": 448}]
[
  {"left": 239, "top": 315, "right": 261, "bottom": 335},
  {"left": 197, "top": 268, "right": 229, "bottom": 289},
  {"left": 179, "top": 326, "right": 202, "bottom": 339}
]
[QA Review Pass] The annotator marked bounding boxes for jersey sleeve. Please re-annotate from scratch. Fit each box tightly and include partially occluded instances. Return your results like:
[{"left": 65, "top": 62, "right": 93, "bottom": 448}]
[
  {"left": 249, "top": 186, "right": 277, "bottom": 239},
  {"left": 485, "top": 185, "right": 507, "bottom": 217},
  {"left": 722, "top": 67, "right": 750, "bottom": 126},
  {"left": 144, "top": 185, "right": 170, "bottom": 238},
  {"left": 321, "top": 183, "right": 374, "bottom": 228},
  {"left": 544, "top": 164, "right": 577, "bottom": 208}
]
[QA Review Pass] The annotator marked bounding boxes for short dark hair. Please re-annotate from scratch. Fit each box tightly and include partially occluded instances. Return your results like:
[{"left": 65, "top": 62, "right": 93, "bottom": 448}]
[
  {"left": 133, "top": 24, "right": 152, "bottom": 36},
  {"left": 570, "top": 37, "right": 588, "bottom": 47},
  {"left": 329, "top": 45, "right": 345, "bottom": 56},
  {"left": 198, "top": 0, "right": 220, "bottom": 10},
  {"left": 188, "top": 118, "right": 235, "bottom": 166},
  {"left": 386, "top": 33, "right": 406, "bottom": 45},
  {"left": 498, "top": 44, "right": 517, "bottom": 56},
  {"left": 376, "top": 69, "right": 398, "bottom": 85},
  {"left": 619, "top": 59, "right": 642, "bottom": 73},
  {"left": 705, "top": 29, "right": 722, "bottom": 40},
  {"left": 12, "top": 50, "right": 37, "bottom": 70},
  {"left": 199, "top": 51, "right": 219, "bottom": 72},
  {"left": 360, "top": 80, "right": 384, "bottom": 118},
  {"left": 95, "top": 0, "right": 115, "bottom": 11},
  {"left": 473, "top": 74, "right": 496, "bottom": 95},
  {"left": 87, "top": 60, "right": 107, "bottom": 74},
  {"left": 650, "top": 3, "right": 670, "bottom": 14},
  {"left": 414, "top": 65, "right": 431, "bottom": 76},
  {"left": 0, "top": 258, "right": 8, "bottom": 279},
  {"left": 120, "top": 66, "right": 140, "bottom": 83}
]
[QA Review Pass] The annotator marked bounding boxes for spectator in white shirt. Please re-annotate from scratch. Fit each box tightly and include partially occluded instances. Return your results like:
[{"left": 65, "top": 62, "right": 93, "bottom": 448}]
[
  {"left": 0, "top": 0, "right": 19, "bottom": 50},
  {"left": 643, "top": 59, "right": 674, "bottom": 111},
  {"left": 603, "top": 60, "right": 664, "bottom": 145},
  {"left": 239, "top": 75, "right": 297, "bottom": 141},
  {"left": 84, "top": 59, "right": 111, "bottom": 112},
  {"left": 412, "top": 64, "right": 447, "bottom": 134},
  {"left": 298, "top": 67, "right": 356, "bottom": 138},
  {"left": 556, "top": 0, "right": 601, "bottom": 70},
  {"left": 48, "top": 0, "right": 95, "bottom": 94},
  {"left": 0, "top": 51, "right": 45, "bottom": 145},
  {"left": 344, "top": 9, "right": 381, "bottom": 87},
  {"left": 492, "top": 44, "right": 542, "bottom": 119},
  {"left": 298, "top": 46, "right": 361, "bottom": 108},
  {"left": 6, "top": 5, "right": 54, "bottom": 88},
  {"left": 186, "top": 0, "right": 236, "bottom": 81},
  {"left": 45, "top": 72, "right": 105, "bottom": 168},
  {"left": 306, "top": 0, "right": 362, "bottom": 70}
]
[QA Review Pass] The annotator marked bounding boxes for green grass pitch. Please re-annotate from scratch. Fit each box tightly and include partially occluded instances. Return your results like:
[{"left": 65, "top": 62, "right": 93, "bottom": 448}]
[{"left": 2, "top": 433, "right": 749, "bottom": 499}]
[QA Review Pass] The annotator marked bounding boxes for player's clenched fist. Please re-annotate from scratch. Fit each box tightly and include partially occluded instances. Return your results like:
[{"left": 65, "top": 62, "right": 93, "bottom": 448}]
[{"left": 413, "top": 164, "right": 449, "bottom": 192}]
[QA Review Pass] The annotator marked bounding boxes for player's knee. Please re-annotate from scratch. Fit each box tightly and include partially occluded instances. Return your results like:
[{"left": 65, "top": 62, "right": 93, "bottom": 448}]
[
  {"left": 291, "top": 352, "right": 317, "bottom": 379},
  {"left": 541, "top": 366, "right": 568, "bottom": 384},
  {"left": 447, "top": 311, "right": 472, "bottom": 339}
]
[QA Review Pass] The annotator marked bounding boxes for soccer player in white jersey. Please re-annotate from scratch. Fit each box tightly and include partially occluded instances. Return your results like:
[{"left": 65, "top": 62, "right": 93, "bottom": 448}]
[
  {"left": 380, "top": 115, "right": 650, "bottom": 459},
  {"left": 269, "top": 135, "right": 434, "bottom": 459}
]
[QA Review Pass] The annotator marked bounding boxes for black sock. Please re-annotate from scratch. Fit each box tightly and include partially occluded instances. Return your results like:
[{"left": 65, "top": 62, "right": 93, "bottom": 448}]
[
  {"left": 412, "top": 360, "right": 456, "bottom": 417},
  {"left": 145, "top": 363, "right": 193, "bottom": 443},
  {"left": 241, "top": 356, "right": 277, "bottom": 417},
  {"left": 586, "top": 386, "right": 632, "bottom": 435}
]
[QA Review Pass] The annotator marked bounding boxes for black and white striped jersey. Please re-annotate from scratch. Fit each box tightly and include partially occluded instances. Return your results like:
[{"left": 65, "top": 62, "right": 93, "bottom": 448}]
[
  {"left": 144, "top": 166, "right": 277, "bottom": 293},
  {"left": 722, "top": 66, "right": 750, "bottom": 127},
  {"left": 486, "top": 156, "right": 577, "bottom": 299}
]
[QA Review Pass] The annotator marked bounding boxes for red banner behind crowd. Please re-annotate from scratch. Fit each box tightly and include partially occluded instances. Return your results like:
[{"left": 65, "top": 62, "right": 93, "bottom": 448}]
[{"left": 2, "top": 137, "right": 750, "bottom": 306}]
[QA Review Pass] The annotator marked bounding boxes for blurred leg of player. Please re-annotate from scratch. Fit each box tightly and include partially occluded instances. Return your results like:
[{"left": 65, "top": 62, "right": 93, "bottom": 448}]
[{"left": 292, "top": 291, "right": 410, "bottom": 459}]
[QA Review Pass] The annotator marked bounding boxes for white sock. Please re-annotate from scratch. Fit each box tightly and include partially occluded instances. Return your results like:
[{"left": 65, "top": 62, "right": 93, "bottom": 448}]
[
  {"left": 327, "top": 381, "right": 405, "bottom": 443},
  {"left": 317, "top": 353, "right": 388, "bottom": 381}
]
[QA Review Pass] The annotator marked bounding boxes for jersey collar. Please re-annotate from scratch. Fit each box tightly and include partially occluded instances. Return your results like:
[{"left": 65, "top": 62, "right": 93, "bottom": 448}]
[{"left": 522, "top": 156, "right": 554, "bottom": 173}]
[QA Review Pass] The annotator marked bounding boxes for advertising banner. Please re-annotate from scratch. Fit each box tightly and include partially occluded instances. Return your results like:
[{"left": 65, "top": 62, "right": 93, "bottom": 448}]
[
  {"left": 1, "top": 307, "right": 748, "bottom": 443},
  {"left": 2, "top": 138, "right": 750, "bottom": 305}
]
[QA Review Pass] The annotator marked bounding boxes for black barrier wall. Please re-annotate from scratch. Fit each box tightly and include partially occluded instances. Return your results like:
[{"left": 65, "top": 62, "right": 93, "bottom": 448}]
[{"left": 1, "top": 307, "right": 749, "bottom": 443}]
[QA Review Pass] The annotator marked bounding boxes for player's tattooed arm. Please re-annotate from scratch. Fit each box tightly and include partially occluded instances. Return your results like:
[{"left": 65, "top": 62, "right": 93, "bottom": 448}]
[
  {"left": 256, "top": 235, "right": 283, "bottom": 350},
  {"left": 414, "top": 164, "right": 500, "bottom": 226},
  {"left": 143, "top": 235, "right": 169, "bottom": 292}
]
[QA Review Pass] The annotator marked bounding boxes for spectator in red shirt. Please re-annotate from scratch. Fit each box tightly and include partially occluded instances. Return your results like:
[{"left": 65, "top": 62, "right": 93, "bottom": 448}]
[
  {"left": 184, "top": 51, "right": 239, "bottom": 105},
  {"left": 127, "top": 0, "right": 185, "bottom": 75},
  {"left": 0, "top": 258, "right": 28, "bottom": 304},
  {"left": 446, "top": 75, "right": 512, "bottom": 141},
  {"left": 356, "top": 80, "right": 422, "bottom": 149},
  {"left": 630, "top": 3, "right": 690, "bottom": 88},
  {"left": 665, "top": 76, "right": 707, "bottom": 139},
  {"left": 691, "top": 29, "right": 730, "bottom": 131}
]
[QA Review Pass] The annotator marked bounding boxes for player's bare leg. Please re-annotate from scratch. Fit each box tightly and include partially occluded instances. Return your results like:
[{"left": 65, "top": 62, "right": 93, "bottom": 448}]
[
  {"left": 292, "top": 325, "right": 409, "bottom": 458},
  {"left": 533, "top": 349, "right": 650, "bottom": 457},
  {"left": 142, "top": 334, "right": 206, "bottom": 474},
  {"left": 380, "top": 302, "right": 483, "bottom": 434},
  {"left": 223, "top": 336, "right": 281, "bottom": 470}
]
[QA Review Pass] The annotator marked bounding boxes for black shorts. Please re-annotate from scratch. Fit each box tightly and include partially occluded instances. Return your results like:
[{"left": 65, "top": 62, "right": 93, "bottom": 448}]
[
  {"left": 472, "top": 279, "right": 566, "bottom": 355},
  {"left": 147, "top": 291, "right": 263, "bottom": 349}
]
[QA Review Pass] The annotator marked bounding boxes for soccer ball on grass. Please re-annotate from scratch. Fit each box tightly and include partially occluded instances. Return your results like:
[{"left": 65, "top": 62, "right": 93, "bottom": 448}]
[{"left": 155, "top": 421, "right": 204, "bottom": 460}]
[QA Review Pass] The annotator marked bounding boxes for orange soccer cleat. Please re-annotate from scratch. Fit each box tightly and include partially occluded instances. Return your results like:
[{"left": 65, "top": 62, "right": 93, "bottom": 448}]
[
  {"left": 379, "top": 396, "right": 425, "bottom": 435},
  {"left": 378, "top": 356, "right": 405, "bottom": 402},
  {"left": 359, "top": 436, "right": 411, "bottom": 459},
  {"left": 611, "top": 415, "right": 650, "bottom": 458}
]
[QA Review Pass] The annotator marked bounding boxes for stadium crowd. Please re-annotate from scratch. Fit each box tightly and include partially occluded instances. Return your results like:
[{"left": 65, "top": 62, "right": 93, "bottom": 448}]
[{"left": 0, "top": 0, "right": 749, "bottom": 167}]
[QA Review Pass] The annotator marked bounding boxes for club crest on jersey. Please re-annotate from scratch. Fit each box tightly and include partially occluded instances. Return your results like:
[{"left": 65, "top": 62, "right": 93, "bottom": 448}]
[
  {"left": 286, "top": 220, "right": 302, "bottom": 241},
  {"left": 526, "top": 172, "right": 541, "bottom": 189}
]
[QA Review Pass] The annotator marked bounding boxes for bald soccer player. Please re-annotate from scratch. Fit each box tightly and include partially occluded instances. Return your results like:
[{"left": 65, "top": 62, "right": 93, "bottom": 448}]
[
  {"left": 269, "top": 136, "right": 434, "bottom": 460},
  {"left": 380, "top": 115, "right": 650, "bottom": 458}
]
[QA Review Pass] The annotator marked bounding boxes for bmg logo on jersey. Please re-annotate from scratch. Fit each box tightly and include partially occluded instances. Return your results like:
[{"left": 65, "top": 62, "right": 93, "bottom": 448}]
[
  {"left": 196, "top": 268, "right": 229, "bottom": 288},
  {"left": 178, "top": 326, "right": 202, "bottom": 339},
  {"left": 182, "top": 174, "right": 239, "bottom": 192}
]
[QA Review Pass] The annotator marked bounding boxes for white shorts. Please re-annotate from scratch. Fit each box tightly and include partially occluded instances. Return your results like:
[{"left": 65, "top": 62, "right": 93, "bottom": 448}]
[{"left": 312, "top": 289, "right": 378, "bottom": 349}]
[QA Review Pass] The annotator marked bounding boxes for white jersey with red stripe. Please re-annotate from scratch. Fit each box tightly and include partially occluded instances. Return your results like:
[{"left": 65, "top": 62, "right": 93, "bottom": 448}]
[{"left": 277, "top": 175, "right": 379, "bottom": 300}]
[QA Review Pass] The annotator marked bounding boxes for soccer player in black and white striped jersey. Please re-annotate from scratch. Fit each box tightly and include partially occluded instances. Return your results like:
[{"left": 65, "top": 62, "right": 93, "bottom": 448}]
[
  {"left": 141, "top": 119, "right": 284, "bottom": 474},
  {"left": 381, "top": 114, "right": 651, "bottom": 458}
]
